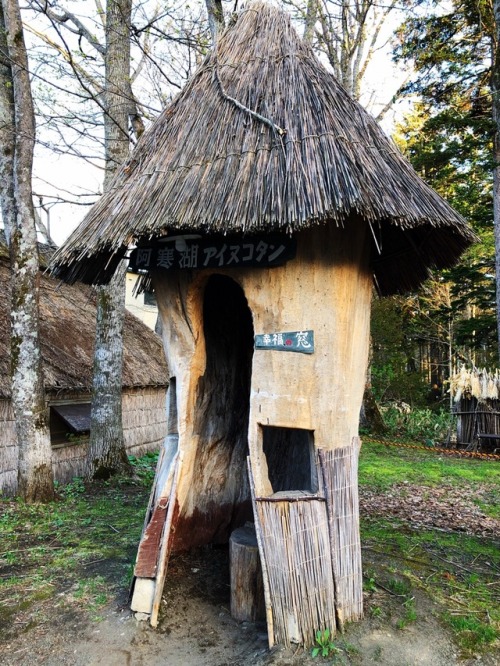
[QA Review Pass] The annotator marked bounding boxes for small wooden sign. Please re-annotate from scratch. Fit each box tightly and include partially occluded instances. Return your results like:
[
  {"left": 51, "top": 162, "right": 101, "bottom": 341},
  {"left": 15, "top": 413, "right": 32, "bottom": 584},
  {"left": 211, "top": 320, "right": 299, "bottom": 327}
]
[
  {"left": 129, "top": 234, "right": 296, "bottom": 272},
  {"left": 254, "top": 330, "right": 314, "bottom": 354}
]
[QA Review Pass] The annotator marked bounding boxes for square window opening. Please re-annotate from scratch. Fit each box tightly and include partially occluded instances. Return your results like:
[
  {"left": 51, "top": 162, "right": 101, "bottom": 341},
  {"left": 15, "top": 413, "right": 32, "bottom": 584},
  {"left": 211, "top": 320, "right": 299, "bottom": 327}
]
[
  {"left": 262, "top": 426, "right": 317, "bottom": 494},
  {"left": 50, "top": 403, "right": 91, "bottom": 447}
]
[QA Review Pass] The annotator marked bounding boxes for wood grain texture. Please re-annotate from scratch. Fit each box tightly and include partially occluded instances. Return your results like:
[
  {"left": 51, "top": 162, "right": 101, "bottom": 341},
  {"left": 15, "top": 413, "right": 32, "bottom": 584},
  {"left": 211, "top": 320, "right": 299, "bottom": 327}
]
[{"left": 230, "top": 525, "right": 265, "bottom": 622}]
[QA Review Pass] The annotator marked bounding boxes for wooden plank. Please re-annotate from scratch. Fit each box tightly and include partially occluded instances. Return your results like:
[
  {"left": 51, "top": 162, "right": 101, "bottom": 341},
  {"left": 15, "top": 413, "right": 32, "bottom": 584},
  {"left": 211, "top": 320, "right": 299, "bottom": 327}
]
[
  {"left": 133, "top": 504, "right": 168, "bottom": 578},
  {"left": 51, "top": 403, "right": 91, "bottom": 433},
  {"left": 257, "top": 490, "right": 325, "bottom": 503},
  {"left": 150, "top": 452, "right": 181, "bottom": 627},
  {"left": 141, "top": 444, "right": 166, "bottom": 535},
  {"left": 248, "top": 459, "right": 274, "bottom": 648},
  {"left": 129, "top": 445, "right": 166, "bottom": 599}
]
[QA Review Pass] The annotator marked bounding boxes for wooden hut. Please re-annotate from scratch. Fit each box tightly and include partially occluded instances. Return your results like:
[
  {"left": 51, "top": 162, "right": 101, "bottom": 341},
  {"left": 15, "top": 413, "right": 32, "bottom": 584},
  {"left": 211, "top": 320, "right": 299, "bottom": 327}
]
[
  {"left": 0, "top": 250, "right": 168, "bottom": 495},
  {"left": 450, "top": 366, "right": 500, "bottom": 451},
  {"left": 50, "top": 2, "right": 474, "bottom": 648}
]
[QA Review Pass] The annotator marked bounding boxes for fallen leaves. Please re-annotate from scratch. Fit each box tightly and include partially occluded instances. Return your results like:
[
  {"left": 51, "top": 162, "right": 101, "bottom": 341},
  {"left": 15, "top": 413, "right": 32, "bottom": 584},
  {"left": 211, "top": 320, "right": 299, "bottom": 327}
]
[{"left": 359, "top": 483, "right": 500, "bottom": 538}]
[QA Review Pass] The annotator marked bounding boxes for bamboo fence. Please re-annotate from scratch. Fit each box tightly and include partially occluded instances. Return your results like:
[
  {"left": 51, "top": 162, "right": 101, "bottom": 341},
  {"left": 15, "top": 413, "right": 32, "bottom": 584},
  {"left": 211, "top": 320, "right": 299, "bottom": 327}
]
[
  {"left": 254, "top": 494, "right": 336, "bottom": 647},
  {"left": 319, "top": 441, "right": 363, "bottom": 628}
]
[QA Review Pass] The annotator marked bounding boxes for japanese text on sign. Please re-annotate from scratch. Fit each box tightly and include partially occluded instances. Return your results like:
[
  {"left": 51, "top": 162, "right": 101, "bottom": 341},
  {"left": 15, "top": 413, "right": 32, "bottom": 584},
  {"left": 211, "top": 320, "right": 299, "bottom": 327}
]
[
  {"left": 254, "top": 330, "right": 314, "bottom": 354},
  {"left": 129, "top": 235, "right": 296, "bottom": 272}
]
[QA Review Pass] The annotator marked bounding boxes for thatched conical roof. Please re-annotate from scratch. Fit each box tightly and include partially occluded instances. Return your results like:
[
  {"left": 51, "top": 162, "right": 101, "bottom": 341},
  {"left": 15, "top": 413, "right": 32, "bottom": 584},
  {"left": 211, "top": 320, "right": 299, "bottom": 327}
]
[{"left": 51, "top": 2, "right": 475, "bottom": 294}]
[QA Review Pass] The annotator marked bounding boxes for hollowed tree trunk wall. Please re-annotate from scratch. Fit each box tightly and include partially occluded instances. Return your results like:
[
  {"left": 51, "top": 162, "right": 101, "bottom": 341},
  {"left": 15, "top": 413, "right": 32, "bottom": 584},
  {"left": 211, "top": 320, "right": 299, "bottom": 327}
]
[
  {"left": 151, "top": 221, "right": 372, "bottom": 644},
  {"left": 153, "top": 272, "right": 255, "bottom": 551}
]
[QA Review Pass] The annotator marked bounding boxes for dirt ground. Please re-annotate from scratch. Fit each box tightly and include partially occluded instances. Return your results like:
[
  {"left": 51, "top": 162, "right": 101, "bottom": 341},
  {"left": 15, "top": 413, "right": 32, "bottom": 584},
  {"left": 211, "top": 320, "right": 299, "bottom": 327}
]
[
  {"left": 1, "top": 478, "right": 499, "bottom": 666},
  {"left": 1, "top": 541, "right": 498, "bottom": 666}
]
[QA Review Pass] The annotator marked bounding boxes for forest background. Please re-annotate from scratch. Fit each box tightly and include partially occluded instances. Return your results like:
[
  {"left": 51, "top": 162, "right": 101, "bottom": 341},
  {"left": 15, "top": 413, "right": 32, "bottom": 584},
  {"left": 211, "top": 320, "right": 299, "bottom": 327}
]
[{"left": 1, "top": 0, "right": 500, "bottom": 498}]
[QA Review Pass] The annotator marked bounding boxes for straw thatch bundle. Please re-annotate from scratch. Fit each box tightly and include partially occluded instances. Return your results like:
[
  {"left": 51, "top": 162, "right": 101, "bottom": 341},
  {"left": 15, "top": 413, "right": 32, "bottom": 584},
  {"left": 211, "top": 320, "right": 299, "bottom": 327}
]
[
  {"left": 51, "top": 1, "right": 475, "bottom": 293},
  {"left": 450, "top": 365, "right": 500, "bottom": 403}
]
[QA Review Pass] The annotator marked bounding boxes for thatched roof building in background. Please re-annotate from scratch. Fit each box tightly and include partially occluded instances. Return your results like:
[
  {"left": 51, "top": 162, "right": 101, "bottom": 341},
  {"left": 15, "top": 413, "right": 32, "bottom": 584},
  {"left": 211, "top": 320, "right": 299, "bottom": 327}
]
[
  {"left": 51, "top": 2, "right": 475, "bottom": 295},
  {"left": 0, "top": 248, "right": 168, "bottom": 494},
  {"left": 0, "top": 252, "right": 167, "bottom": 398}
]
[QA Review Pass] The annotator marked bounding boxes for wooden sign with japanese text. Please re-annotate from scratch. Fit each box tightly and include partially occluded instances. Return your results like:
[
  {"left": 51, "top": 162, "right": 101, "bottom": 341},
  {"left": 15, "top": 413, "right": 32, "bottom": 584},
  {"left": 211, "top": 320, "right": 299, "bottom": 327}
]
[
  {"left": 129, "top": 234, "right": 296, "bottom": 272},
  {"left": 254, "top": 330, "right": 314, "bottom": 354}
]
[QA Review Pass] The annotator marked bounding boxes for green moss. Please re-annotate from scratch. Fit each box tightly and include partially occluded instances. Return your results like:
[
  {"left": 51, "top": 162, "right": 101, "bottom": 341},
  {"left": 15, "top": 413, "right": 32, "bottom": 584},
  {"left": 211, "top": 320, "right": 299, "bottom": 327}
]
[{"left": 10, "top": 334, "right": 22, "bottom": 371}]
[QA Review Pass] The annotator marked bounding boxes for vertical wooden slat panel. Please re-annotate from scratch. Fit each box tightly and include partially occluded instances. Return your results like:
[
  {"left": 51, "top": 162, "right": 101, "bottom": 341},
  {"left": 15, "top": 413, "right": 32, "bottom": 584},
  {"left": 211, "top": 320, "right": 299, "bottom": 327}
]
[
  {"left": 319, "top": 440, "right": 363, "bottom": 628},
  {"left": 255, "top": 496, "right": 336, "bottom": 647}
]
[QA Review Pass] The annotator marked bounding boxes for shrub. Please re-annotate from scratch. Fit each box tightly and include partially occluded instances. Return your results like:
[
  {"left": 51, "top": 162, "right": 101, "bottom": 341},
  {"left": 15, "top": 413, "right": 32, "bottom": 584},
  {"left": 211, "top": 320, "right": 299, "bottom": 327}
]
[{"left": 381, "top": 406, "right": 452, "bottom": 444}]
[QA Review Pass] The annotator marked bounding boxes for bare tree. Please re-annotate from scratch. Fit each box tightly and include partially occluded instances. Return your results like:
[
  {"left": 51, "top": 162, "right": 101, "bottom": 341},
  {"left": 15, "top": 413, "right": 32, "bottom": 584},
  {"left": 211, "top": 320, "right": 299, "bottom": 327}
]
[
  {"left": 24, "top": 0, "right": 210, "bottom": 209},
  {"left": 21, "top": 1, "right": 212, "bottom": 482},
  {"left": 205, "top": 0, "right": 225, "bottom": 42},
  {"left": 0, "top": 1, "right": 15, "bottom": 243},
  {"left": 493, "top": 0, "right": 500, "bottom": 361},
  {"left": 86, "top": 0, "right": 135, "bottom": 480},
  {"left": 284, "top": 0, "right": 403, "bottom": 114},
  {"left": 0, "top": 0, "right": 54, "bottom": 501}
]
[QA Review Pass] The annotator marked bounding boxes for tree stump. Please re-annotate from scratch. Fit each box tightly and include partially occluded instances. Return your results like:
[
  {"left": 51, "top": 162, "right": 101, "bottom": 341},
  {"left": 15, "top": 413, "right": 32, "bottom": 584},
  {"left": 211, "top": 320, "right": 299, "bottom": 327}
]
[{"left": 229, "top": 524, "right": 265, "bottom": 622}]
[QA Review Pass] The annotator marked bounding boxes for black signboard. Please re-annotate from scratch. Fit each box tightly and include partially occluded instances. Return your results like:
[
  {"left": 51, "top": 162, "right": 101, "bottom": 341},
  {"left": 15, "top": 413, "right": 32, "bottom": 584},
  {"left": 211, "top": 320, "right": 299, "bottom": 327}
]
[{"left": 129, "top": 234, "right": 296, "bottom": 272}]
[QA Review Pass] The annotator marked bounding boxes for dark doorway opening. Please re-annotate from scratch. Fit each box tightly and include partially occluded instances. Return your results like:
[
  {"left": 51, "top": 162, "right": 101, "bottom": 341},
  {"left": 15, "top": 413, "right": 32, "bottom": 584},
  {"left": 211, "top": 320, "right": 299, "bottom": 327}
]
[
  {"left": 184, "top": 275, "right": 254, "bottom": 547},
  {"left": 202, "top": 275, "right": 254, "bottom": 444}
]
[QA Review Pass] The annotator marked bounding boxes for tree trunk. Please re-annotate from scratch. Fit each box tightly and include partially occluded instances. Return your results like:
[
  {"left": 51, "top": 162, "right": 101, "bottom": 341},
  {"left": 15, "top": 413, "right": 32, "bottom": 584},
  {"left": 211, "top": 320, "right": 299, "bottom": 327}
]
[
  {"left": 1, "top": 0, "right": 54, "bottom": 501},
  {"left": 303, "top": 0, "right": 317, "bottom": 43},
  {"left": 0, "top": 3, "right": 15, "bottom": 244},
  {"left": 360, "top": 337, "right": 386, "bottom": 435},
  {"left": 87, "top": 262, "right": 130, "bottom": 479},
  {"left": 493, "top": 0, "right": 500, "bottom": 362},
  {"left": 360, "top": 386, "right": 387, "bottom": 435},
  {"left": 229, "top": 525, "right": 265, "bottom": 622},
  {"left": 86, "top": 0, "right": 133, "bottom": 480},
  {"left": 205, "top": 0, "right": 225, "bottom": 43}
]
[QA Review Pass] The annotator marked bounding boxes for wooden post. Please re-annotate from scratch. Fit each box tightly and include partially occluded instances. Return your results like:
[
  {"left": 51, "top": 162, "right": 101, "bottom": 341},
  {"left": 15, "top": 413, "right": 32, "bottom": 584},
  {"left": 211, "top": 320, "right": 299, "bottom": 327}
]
[
  {"left": 230, "top": 524, "right": 265, "bottom": 622},
  {"left": 248, "top": 459, "right": 274, "bottom": 646}
]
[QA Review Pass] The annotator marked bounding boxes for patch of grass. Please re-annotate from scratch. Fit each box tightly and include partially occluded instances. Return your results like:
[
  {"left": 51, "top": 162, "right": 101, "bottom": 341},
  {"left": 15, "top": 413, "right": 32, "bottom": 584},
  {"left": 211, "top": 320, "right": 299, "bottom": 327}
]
[
  {"left": 59, "top": 477, "right": 86, "bottom": 500},
  {"left": 473, "top": 485, "right": 500, "bottom": 519},
  {"left": 73, "top": 575, "right": 109, "bottom": 618},
  {"left": 359, "top": 438, "right": 500, "bottom": 493},
  {"left": 0, "top": 453, "right": 154, "bottom": 641},
  {"left": 386, "top": 577, "right": 411, "bottom": 596},
  {"left": 396, "top": 597, "right": 417, "bottom": 629},
  {"left": 380, "top": 406, "right": 452, "bottom": 444},
  {"left": 311, "top": 628, "right": 338, "bottom": 658},
  {"left": 311, "top": 631, "right": 360, "bottom": 663},
  {"left": 445, "top": 614, "right": 498, "bottom": 651},
  {"left": 363, "top": 575, "right": 377, "bottom": 593},
  {"left": 361, "top": 517, "right": 500, "bottom": 655},
  {"left": 359, "top": 439, "right": 499, "bottom": 655},
  {"left": 128, "top": 451, "right": 158, "bottom": 486}
]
